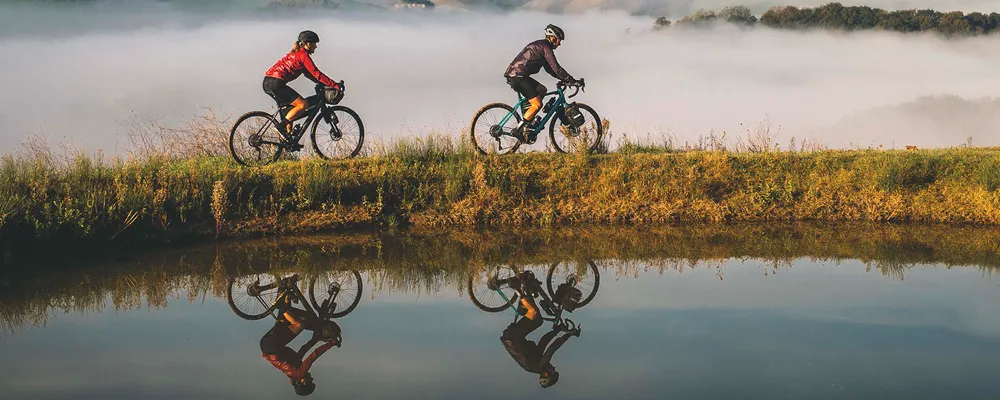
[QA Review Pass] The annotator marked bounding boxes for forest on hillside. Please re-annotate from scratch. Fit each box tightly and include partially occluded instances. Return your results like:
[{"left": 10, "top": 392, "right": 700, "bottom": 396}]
[{"left": 655, "top": 3, "right": 1000, "bottom": 37}]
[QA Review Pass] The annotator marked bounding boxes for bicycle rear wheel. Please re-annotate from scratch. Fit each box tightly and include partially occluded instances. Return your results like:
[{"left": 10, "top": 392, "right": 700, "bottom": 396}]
[
  {"left": 229, "top": 111, "right": 284, "bottom": 166},
  {"left": 311, "top": 105, "right": 365, "bottom": 159},
  {"left": 548, "top": 103, "right": 604, "bottom": 154},
  {"left": 470, "top": 103, "right": 522, "bottom": 155},
  {"left": 309, "top": 270, "right": 364, "bottom": 318},
  {"left": 227, "top": 273, "right": 282, "bottom": 320},
  {"left": 467, "top": 265, "right": 519, "bottom": 312}
]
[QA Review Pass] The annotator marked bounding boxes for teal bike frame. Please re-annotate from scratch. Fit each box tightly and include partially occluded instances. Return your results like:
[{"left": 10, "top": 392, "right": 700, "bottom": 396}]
[{"left": 497, "top": 80, "right": 584, "bottom": 136}]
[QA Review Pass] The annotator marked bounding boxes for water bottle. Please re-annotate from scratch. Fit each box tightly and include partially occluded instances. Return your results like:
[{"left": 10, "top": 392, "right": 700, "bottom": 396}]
[{"left": 542, "top": 97, "right": 557, "bottom": 113}]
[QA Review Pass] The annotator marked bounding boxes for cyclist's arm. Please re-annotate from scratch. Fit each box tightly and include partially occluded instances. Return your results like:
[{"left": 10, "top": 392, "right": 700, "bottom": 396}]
[
  {"left": 300, "top": 340, "right": 337, "bottom": 372},
  {"left": 297, "top": 336, "right": 322, "bottom": 359},
  {"left": 299, "top": 52, "right": 338, "bottom": 88},
  {"left": 537, "top": 328, "right": 560, "bottom": 350},
  {"left": 542, "top": 46, "right": 573, "bottom": 82},
  {"left": 538, "top": 331, "right": 574, "bottom": 368}
]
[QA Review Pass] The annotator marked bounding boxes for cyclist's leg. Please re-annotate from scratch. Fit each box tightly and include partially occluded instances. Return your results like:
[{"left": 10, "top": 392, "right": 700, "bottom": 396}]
[
  {"left": 522, "top": 78, "right": 546, "bottom": 124},
  {"left": 260, "top": 320, "right": 300, "bottom": 355},
  {"left": 506, "top": 77, "right": 546, "bottom": 137},
  {"left": 284, "top": 97, "right": 308, "bottom": 132},
  {"left": 502, "top": 311, "right": 545, "bottom": 341},
  {"left": 263, "top": 76, "right": 303, "bottom": 134},
  {"left": 509, "top": 272, "right": 540, "bottom": 320}
]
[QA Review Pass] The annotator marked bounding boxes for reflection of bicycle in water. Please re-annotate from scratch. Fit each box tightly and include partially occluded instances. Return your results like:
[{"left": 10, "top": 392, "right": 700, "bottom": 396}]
[
  {"left": 227, "top": 271, "right": 363, "bottom": 396},
  {"left": 467, "top": 261, "right": 600, "bottom": 388},
  {"left": 467, "top": 261, "right": 600, "bottom": 321},
  {"left": 228, "top": 270, "right": 363, "bottom": 321}
]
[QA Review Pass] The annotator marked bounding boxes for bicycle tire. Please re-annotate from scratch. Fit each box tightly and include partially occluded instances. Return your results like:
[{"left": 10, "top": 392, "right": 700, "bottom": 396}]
[
  {"left": 227, "top": 273, "right": 281, "bottom": 320},
  {"left": 308, "top": 270, "right": 364, "bottom": 318},
  {"left": 467, "top": 266, "right": 519, "bottom": 312},
  {"left": 546, "top": 260, "right": 600, "bottom": 309},
  {"left": 229, "top": 111, "right": 284, "bottom": 166},
  {"left": 548, "top": 103, "right": 604, "bottom": 154},
  {"left": 469, "top": 103, "right": 522, "bottom": 155},
  {"left": 310, "top": 105, "right": 365, "bottom": 160}
]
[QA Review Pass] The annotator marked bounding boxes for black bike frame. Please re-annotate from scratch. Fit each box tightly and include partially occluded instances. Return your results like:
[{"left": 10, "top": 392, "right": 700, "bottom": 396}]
[
  {"left": 268, "top": 83, "right": 343, "bottom": 147},
  {"left": 257, "top": 274, "right": 331, "bottom": 321}
]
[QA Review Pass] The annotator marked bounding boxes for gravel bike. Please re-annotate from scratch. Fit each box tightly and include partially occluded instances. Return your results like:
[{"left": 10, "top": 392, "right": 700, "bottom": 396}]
[
  {"left": 469, "top": 79, "right": 603, "bottom": 155},
  {"left": 229, "top": 82, "right": 364, "bottom": 166}
]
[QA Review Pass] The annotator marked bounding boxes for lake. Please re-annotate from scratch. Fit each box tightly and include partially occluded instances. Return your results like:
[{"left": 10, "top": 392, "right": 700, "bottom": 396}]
[{"left": 1, "top": 224, "right": 998, "bottom": 399}]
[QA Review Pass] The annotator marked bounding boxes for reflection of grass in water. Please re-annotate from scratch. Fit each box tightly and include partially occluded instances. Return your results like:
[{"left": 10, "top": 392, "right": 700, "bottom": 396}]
[{"left": 3, "top": 223, "right": 1000, "bottom": 335}]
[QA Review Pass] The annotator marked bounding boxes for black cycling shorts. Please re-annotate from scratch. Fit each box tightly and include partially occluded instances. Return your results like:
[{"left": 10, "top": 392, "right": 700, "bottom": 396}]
[
  {"left": 262, "top": 76, "right": 301, "bottom": 108},
  {"left": 259, "top": 321, "right": 298, "bottom": 355},
  {"left": 501, "top": 314, "right": 544, "bottom": 340},
  {"left": 506, "top": 76, "right": 547, "bottom": 100}
]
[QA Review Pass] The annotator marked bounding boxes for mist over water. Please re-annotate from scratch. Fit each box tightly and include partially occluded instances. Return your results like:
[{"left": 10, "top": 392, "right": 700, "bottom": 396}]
[{"left": 3, "top": 1, "right": 1000, "bottom": 155}]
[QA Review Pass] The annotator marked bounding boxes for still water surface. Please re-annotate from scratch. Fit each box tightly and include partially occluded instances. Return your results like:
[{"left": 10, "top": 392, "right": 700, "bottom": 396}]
[{"left": 1, "top": 226, "right": 998, "bottom": 399}]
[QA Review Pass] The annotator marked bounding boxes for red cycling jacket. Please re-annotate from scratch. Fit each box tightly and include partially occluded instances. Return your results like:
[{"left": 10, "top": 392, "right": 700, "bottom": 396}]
[
  {"left": 261, "top": 341, "right": 336, "bottom": 381},
  {"left": 265, "top": 48, "right": 338, "bottom": 88}
]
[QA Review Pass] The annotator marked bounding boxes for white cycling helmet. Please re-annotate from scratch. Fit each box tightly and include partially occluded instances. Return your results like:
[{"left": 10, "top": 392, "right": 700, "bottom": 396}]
[{"left": 544, "top": 24, "right": 565, "bottom": 40}]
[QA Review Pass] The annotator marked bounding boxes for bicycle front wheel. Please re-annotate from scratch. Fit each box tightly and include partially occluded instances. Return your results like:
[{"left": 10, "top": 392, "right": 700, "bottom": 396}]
[
  {"left": 546, "top": 260, "right": 600, "bottom": 309},
  {"left": 309, "top": 270, "right": 364, "bottom": 318},
  {"left": 229, "top": 111, "right": 284, "bottom": 166},
  {"left": 311, "top": 105, "right": 365, "bottom": 159},
  {"left": 470, "top": 103, "right": 522, "bottom": 155},
  {"left": 548, "top": 103, "right": 604, "bottom": 154}
]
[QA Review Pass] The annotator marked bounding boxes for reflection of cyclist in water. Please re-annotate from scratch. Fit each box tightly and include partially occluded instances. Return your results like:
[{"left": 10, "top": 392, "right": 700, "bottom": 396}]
[
  {"left": 260, "top": 297, "right": 342, "bottom": 396},
  {"left": 500, "top": 274, "right": 582, "bottom": 388}
]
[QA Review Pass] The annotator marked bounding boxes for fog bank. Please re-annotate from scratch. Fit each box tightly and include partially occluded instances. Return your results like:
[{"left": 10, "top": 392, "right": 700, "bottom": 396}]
[{"left": 3, "top": 4, "right": 1000, "bottom": 155}]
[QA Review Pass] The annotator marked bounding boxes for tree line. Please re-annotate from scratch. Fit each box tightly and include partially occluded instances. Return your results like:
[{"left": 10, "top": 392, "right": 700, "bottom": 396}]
[{"left": 654, "top": 3, "right": 1000, "bottom": 36}]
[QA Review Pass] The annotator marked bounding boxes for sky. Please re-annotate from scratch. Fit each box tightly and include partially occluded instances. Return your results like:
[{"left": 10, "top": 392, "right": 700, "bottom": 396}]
[{"left": 2, "top": 0, "right": 1000, "bottom": 155}]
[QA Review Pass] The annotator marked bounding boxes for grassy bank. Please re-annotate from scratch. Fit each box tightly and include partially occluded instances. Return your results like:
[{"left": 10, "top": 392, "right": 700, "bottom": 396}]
[
  {"left": 2, "top": 142, "right": 1000, "bottom": 263},
  {"left": 3, "top": 223, "right": 999, "bottom": 334}
]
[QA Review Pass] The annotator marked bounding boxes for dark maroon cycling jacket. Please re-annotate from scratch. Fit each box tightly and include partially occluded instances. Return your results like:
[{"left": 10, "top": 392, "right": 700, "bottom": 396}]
[
  {"left": 265, "top": 48, "right": 338, "bottom": 88},
  {"left": 504, "top": 39, "right": 574, "bottom": 82}
]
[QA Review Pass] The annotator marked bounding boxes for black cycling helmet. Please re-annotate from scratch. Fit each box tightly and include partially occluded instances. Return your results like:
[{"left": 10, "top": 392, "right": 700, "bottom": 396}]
[
  {"left": 539, "top": 369, "right": 560, "bottom": 388},
  {"left": 293, "top": 374, "right": 316, "bottom": 396},
  {"left": 298, "top": 30, "right": 320, "bottom": 43},
  {"left": 544, "top": 24, "right": 565, "bottom": 40}
]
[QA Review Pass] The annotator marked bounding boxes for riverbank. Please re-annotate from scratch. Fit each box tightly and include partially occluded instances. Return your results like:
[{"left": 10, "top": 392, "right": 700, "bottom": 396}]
[{"left": 2, "top": 145, "right": 999, "bottom": 264}]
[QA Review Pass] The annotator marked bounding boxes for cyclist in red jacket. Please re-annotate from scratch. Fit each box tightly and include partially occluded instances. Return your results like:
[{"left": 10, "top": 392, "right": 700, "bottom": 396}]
[
  {"left": 259, "top": 296, "right": 342, "bottom": 396},
  {"left": 263, "top": 30, "right": 343, "bottom": 136}
]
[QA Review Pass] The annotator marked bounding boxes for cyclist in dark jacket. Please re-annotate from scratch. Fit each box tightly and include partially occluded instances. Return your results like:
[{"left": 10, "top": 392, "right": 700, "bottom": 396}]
[
  {"left": 499, "top": 272, "right": 581, "bottom": 388},
  {"left": 504, "top": 24, "right": 581, "bottom": 142}
]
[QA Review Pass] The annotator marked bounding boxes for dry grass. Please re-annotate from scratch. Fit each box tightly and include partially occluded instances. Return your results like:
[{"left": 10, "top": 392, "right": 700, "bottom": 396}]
[
  {"left": 124, "top": 107, "right": 233, "bottom": 160},
  {"left": 2, "top": 111, "right": 1000, "bottom": 264}
]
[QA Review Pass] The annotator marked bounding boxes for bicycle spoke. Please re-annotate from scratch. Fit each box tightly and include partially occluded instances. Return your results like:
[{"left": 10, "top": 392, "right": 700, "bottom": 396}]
[
  {"left": 312, "top": 107, "right": 364, "bottom": 160},
  {"left": 230, "top": 112, "right": 283, "bottom": 166},
  {"left": 471, "top": 104, "right": 521, "bottom": 155}
]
